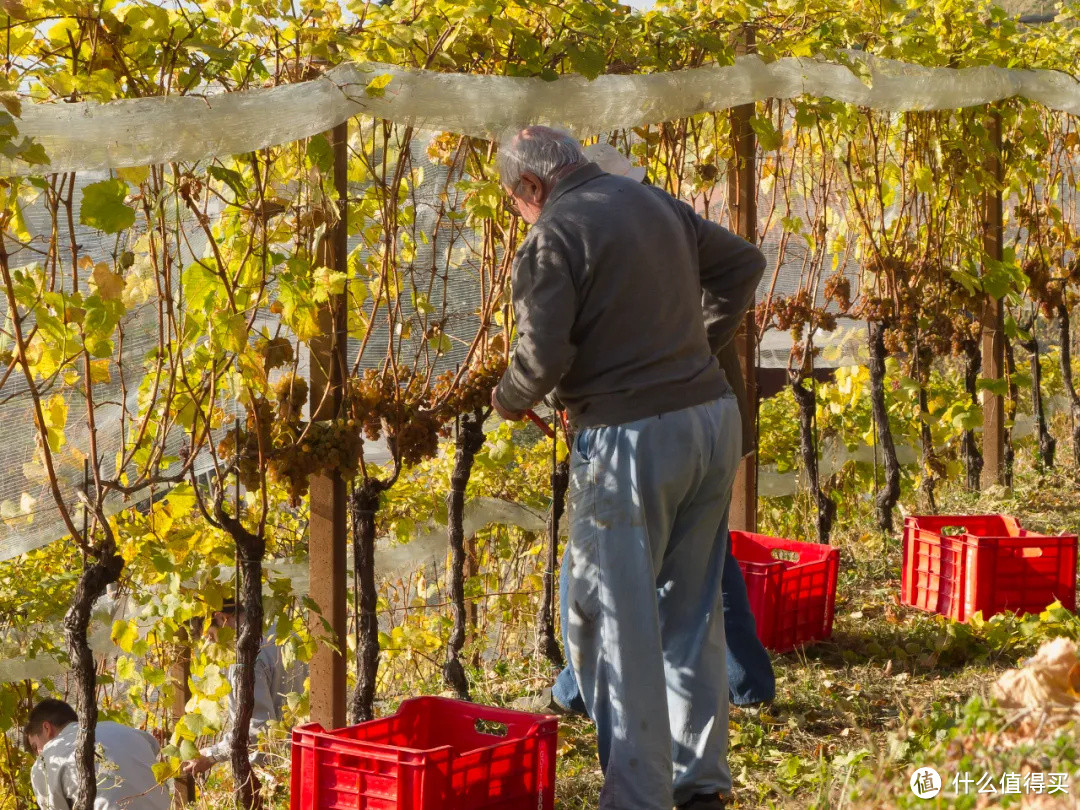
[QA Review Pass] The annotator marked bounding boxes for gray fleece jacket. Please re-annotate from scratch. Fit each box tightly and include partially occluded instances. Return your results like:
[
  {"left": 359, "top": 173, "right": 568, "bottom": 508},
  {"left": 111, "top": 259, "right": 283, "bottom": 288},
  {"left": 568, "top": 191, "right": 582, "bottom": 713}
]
[{"left": 495, "top": 162, "right": 766, "bottom": 430}]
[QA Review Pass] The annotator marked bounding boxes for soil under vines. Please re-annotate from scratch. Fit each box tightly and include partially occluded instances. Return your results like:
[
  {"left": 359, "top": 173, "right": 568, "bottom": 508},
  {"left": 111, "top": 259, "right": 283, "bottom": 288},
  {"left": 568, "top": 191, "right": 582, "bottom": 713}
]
[{"left": 177, "top": 436, "right": 1080, "bottom": 810}]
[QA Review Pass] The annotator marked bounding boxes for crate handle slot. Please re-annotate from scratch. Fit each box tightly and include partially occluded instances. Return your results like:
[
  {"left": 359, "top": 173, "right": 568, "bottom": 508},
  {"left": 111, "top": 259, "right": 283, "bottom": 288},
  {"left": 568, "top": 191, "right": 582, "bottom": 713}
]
[
  {"left": 1016, "top": 547, "right": 1044, "bottom": 558},
  {"left": 940, "top": 525, "right": 967, "bottom": 536},
  {"left": 474, "top": 719, "right": 509, "bottom": 737},
  {"left": 770, "top": 549, "right": 800, "bottom": 562}
]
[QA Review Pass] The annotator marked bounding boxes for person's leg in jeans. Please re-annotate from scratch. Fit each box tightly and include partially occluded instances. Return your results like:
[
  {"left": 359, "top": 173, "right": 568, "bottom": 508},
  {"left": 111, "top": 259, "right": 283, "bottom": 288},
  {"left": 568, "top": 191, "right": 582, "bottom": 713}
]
[
  {"left": 555, "top": 526, "right": 773, "bottom": 714},
  {"left": 565, "top": 396, "right": 739, "bottom": 810},
  {"left": 552, "top": 543, "right": 589, "bottom": 715},
  {"left": 551, "top": 661, "right": 587, "bottom": 714},
  {"left": 662, "top": 401, "right": 741, "bottom": 805},
  {"left": 722, "top": 537, "right": 775, "bottom": 706}
]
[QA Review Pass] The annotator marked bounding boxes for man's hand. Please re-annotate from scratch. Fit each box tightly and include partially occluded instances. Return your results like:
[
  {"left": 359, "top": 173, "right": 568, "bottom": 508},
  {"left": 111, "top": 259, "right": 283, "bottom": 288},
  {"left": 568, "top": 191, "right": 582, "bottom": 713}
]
[
  {"left": 180, "top": 756, "right": 215, "bottom": 777},
  {"left": 491, "top": 388, "right": 525, "bottom": 421}
]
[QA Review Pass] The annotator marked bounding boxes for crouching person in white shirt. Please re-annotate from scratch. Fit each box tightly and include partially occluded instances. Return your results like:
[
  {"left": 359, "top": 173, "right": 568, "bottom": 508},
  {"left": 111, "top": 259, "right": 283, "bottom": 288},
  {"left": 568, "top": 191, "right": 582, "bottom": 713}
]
[
  {"left": 181, "top": 601, "right": 305, "bottom": 777},
  {"left": 26, "top": 699, "right": 170, "bottom": 810}
]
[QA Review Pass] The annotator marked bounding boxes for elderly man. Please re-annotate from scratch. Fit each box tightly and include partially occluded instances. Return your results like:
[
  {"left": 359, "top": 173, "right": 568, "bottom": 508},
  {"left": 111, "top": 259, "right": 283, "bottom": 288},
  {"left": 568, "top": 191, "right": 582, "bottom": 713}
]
[
  {"left": 26, "top": 699, "right": 170, "bottom": 810},
  {"left": 559, "top": 141, "right": 776, "bottom": 712},
  {"left": 492, "top": 126, "right": 765, "bottom": 810}
]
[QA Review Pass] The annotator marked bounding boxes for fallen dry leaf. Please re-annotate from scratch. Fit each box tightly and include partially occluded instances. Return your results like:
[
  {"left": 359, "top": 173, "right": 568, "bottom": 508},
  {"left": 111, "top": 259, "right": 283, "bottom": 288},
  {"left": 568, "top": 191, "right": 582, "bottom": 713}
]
[{"left": 993, "top": 637, "right": 1080, "bottom": 710}]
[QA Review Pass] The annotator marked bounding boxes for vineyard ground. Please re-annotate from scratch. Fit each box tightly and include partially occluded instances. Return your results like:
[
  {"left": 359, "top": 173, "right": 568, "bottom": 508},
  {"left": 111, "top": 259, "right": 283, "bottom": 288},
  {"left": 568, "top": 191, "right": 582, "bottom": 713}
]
[
  {"left": 189, "top": 453, "right": 1080, "bottom": 810},
  {"left": 547, "top": 458, "right": 1080, "bottom": 809}
]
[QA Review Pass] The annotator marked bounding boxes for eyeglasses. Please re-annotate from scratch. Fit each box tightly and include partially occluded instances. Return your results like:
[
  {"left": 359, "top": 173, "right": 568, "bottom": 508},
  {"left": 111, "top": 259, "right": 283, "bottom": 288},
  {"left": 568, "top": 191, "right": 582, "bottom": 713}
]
[{"left": 503, "top": 179, "right": 524, "bottom": 217}]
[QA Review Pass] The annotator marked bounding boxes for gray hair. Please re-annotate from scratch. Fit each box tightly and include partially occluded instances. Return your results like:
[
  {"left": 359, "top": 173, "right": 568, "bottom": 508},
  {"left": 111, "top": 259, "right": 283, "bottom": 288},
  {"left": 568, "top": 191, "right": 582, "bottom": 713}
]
[{"left": 496, "top": 126, "right": 587, "bottom": 188}]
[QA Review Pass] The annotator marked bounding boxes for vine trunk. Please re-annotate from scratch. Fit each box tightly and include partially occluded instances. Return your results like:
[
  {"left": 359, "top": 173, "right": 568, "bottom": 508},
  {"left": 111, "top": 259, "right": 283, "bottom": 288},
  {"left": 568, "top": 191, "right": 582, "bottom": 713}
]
[
  {"left": 64, "top": 533, "right": 124, "bottom": 810},
  {"left": 349, "top": 483, "right": 382, "bottom": 723},
  {"left": 444, "top": 409, "right": 486, "bottom": 700},
  {"left": 868, "top": 322, "right": 901, "bottom": 532}
]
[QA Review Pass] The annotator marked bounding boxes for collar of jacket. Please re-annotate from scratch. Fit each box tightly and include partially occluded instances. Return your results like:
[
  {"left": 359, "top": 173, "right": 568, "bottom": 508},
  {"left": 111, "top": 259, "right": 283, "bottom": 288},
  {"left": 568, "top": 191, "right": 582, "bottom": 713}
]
[
  {"left": 541, "top": 162, "right": 605, "bottom": 214},
  {"left": 41, "top": 722, "right": 78, "bottom": 755}
]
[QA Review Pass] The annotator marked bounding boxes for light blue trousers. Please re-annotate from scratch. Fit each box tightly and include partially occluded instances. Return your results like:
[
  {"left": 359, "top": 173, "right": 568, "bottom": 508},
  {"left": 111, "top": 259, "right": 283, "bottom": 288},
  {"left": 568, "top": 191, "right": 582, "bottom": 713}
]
[{"left": 563, "top": 395, "right": 741, "bottom": 810}]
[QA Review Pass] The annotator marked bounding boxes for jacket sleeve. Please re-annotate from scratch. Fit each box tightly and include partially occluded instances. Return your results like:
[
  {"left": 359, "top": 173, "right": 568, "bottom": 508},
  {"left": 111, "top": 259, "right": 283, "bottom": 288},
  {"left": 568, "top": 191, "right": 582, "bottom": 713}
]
[
  {"left": 200, "top": 651, "right": 279, "bottom": 765},
  {"left": 200, "top": 665, "right": 238, "bottom": 764},
  {"left": 251, "top": 648, "right": 280, "bottom": 729},
  {"left": 680, "top": 201, "right": 766, "bottom": 354},
  {"left": 138, "top": 728, "right": 162, "bottom": 759},
  {"left": 495, "top": 227, "right": 578, "bottom": 414},
  {"left": 32, "top": 753, "right": 72, "bottom": 810}
]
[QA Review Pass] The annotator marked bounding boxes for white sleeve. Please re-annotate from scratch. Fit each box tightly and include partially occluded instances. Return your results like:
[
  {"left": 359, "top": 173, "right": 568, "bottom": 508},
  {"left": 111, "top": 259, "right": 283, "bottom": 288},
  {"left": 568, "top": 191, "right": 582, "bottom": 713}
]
[
  {"left": 199, "top": 658, "right": 271, "bottom": 765},
  {"left": 199, "top": 665, "right": 238, "bottom": 763},
  {"left": 138, "top": 728, "right": 161, "bottom": 759},
  {"left": 31, "top": 754, "right": 73, "bottom": 810}
]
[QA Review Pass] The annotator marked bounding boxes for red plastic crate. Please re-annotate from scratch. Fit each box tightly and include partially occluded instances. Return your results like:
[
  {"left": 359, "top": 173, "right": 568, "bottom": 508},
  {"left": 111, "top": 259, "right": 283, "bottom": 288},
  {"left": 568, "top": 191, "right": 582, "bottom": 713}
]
[
  {"left": 290, "top": 697, "right": 557, "bottom": 810},
  {"left": 901, "top": 515, "right": 1078, "bottom": 623},
  {"left": 730, "top": 531, "right": 840, "bottom": 653}
]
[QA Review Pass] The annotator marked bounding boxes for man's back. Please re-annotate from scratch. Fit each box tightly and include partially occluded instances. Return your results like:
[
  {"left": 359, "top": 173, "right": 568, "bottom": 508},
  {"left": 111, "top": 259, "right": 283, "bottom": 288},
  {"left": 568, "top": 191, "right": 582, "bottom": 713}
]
[
  {"left": 498, "top": 163, "right": 764, "bottom": 428},
  {"left": 31, "top": 722, "right": 169, "bottom": 810}
]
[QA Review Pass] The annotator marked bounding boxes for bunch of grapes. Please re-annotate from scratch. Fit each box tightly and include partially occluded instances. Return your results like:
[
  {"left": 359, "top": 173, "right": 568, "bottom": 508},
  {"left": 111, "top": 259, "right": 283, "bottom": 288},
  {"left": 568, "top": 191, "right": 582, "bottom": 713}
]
[
  {"left": 432, "top": 354, "right": 508, "bottom": 419},
  {"left": 948, "top": 312, "right": 981, "bottom": 356},
  {"left": 345, "top": 367, "right": 445, "bottom": 466},
  {"left": 391, "top": 411, "right": 443, "bottom": 467},
  {"left": 904, "top": 283, "right": 956, "bottom": 358},
  {"left": 823, "top": 274, "right": 852, "bottom": 311},
  {"left": 267, "top": 418, "right": 365, "bottom": 506},
  {"left": 216, "top": 397, "right": 276, "bottom": 492},
  {"left": 859, "top": 295, "right": 896, "bottom": 324},
  {"left": 347, "top": 368, "right": 391, "bottom": 441},
  {"left": 1023, "top": 256, "right": 1065, "bottom": 317},
  {"left": 274, "top": 373, "right": 308, "bottom": 423},
  {"left": 815, "top": 311, "right": 838, "bottom": 332},
  {"left": 770, "top": 291, "right": 813, "bottom": 332}
]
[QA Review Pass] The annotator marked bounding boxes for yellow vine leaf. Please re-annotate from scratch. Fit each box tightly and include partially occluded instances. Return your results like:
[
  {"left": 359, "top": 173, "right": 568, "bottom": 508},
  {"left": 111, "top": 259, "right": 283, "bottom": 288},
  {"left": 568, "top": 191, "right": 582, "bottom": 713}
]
[{"left": 91, "top": 262, "right": 125, "bottom": 301}]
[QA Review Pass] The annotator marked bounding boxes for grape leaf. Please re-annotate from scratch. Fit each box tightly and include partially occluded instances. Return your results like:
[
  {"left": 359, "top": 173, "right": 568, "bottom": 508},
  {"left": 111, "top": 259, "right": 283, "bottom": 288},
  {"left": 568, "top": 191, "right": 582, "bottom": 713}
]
[
  {"left": 80, "top": 179, "right": 135, "bottom": 233},
  {"left": 92, "top": 262, "right": 125, "bottom": 301}
]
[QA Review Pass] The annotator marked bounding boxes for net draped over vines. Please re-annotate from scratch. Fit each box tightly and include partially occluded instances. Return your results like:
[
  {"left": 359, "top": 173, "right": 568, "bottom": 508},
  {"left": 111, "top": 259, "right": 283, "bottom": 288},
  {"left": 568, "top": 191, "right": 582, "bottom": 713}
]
[{"left": 3, "top": 54, "right": 1080, "bottom": 177}]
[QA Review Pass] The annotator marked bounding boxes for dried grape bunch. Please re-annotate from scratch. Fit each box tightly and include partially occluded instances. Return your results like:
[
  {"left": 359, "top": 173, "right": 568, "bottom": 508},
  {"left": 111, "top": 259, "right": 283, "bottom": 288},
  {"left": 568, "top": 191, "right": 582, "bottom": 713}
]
[
  {"left": 432, "top": 353, "right": 508, "bottom": 419},
  {"left": 427, "top": 132, "right": 462, "bottom": 166},
  {"left": 274, "top": 374, "right": 308, "bottom": 422},
  {"left": 823, "top": 274, "right": 852, "bottom": 311}
]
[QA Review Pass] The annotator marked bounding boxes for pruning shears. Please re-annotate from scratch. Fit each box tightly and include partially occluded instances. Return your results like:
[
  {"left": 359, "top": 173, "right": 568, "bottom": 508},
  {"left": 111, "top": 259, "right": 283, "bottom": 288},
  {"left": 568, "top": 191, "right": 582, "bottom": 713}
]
[{"left": 524, "top": 408, "right": 569, "bottom": 438}]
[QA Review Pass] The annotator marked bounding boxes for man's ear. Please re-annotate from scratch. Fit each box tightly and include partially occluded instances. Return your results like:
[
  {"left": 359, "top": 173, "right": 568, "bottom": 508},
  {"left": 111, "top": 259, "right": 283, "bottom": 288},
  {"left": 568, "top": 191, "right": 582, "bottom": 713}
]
[{"left": 519, "top": 171, "right": 544, "bottom": 201}]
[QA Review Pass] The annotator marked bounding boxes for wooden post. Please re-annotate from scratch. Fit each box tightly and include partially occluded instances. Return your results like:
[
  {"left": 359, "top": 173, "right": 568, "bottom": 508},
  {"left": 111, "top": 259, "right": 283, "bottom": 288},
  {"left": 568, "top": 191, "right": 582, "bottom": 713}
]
[
  {"left": 981, "top": 109, "right": 1005, "bottom": 489},
  {"left": 728, "top": 27, "right": 758, "bottom": 532},
  {"left": 308, "top": 121, "right": 350, "bottom": 729},
  {"left": 170, "top": 626, "right": 194, "bottom": 807}
]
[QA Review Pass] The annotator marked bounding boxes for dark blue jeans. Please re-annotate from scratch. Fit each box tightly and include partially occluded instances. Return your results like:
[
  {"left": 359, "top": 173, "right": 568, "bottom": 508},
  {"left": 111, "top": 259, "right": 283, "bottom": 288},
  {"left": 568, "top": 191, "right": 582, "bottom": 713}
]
[{"left": 552, "top": 530, "right": 775, "bottom": 713}]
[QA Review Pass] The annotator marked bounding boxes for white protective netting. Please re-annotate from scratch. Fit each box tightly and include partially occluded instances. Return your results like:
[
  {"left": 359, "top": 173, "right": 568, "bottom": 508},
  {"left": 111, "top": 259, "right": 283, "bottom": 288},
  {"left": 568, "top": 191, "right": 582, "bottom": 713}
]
[
  {"left": 4, "top": 53, "right": 1080, "bottom": 176},
  {"left": 0, "top": 497, "right": 551, "bottom": 683}
]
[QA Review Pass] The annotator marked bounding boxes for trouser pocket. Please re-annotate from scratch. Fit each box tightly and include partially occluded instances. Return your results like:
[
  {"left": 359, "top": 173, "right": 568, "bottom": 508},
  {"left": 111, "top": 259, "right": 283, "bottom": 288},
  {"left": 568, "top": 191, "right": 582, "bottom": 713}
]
[{"left": 566, "top": 427, "right": 601, "bottom": 624}]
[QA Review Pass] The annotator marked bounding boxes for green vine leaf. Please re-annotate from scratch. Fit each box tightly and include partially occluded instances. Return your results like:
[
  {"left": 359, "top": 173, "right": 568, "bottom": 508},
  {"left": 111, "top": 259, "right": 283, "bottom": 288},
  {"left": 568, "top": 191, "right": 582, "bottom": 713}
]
[{"left": 79, "top": 179, "right": 135, "bottom": 234}]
